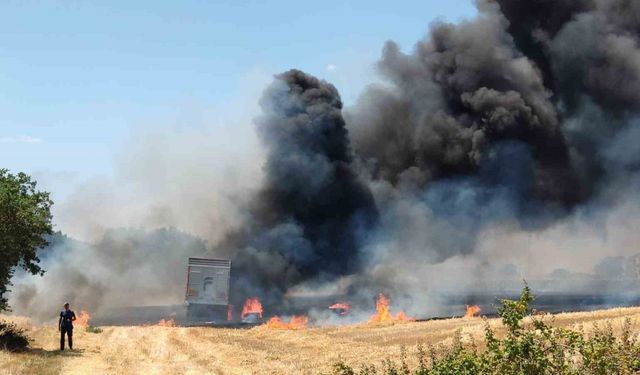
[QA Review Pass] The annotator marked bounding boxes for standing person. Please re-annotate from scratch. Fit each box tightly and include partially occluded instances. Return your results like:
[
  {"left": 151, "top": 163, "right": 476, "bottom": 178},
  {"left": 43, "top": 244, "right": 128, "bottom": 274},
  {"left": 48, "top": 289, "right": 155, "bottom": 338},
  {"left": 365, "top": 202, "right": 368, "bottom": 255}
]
[{"left": 58, "top": 302, "right": 76, "bottom": 351}]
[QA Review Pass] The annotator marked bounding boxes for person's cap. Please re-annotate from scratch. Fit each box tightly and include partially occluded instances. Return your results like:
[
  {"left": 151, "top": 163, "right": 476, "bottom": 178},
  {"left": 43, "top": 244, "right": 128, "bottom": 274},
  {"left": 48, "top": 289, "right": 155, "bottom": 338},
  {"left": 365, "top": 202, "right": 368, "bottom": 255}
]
[{"left": 63, "top": 302, "right": 70, "bottom": 307}]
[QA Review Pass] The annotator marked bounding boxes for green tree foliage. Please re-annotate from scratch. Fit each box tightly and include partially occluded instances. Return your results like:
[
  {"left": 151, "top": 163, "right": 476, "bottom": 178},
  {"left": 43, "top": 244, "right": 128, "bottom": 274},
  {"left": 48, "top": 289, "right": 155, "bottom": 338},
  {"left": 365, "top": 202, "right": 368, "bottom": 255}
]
[
  {"left": 0, "top": 169, "right": 53, "bottom": 311},
  {"left": 332, "top": 284, "right": 640, "bottom": 375}
]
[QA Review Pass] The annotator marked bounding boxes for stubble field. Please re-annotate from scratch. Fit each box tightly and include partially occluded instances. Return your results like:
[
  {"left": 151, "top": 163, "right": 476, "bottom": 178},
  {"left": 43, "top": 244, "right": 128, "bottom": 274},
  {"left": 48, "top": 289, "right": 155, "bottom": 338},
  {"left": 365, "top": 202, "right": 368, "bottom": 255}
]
[{"left": 2, "top": 307, "right": 640, "bottom": 375}]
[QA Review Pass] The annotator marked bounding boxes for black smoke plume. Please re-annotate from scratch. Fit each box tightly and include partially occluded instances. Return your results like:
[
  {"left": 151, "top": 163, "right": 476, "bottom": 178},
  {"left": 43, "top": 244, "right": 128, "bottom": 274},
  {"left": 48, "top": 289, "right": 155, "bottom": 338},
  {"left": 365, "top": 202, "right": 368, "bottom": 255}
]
[
  {"left": 226, "top": 0, "right": 640, "bottom": 299},
  {"left": 184, "top": 0, "right": 640, "bottom": 303},
  {"left": 222, "top": 70, "right": 377, "bottom": 305},
  {"left": 342, "top": 0, "right": 640, "bottom": 264}
]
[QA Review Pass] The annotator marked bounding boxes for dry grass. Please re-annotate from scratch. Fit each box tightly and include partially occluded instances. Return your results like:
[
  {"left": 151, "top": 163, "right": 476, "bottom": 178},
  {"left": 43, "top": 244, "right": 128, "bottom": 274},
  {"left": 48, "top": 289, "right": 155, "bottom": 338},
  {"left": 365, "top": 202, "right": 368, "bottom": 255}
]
[
  {"left": 1, "top": 307, "right": 640, "bottom": 375},
  {"left": 0, "top": 315, "right": 63, "bottom": 375}
]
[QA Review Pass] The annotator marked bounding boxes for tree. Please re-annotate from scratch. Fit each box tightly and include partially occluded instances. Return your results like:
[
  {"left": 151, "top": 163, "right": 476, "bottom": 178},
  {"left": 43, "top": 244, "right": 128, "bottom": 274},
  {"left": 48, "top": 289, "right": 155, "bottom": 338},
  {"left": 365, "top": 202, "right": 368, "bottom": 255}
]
[{"left": 0, "top": 169, "right": 53, "bottom": 311}]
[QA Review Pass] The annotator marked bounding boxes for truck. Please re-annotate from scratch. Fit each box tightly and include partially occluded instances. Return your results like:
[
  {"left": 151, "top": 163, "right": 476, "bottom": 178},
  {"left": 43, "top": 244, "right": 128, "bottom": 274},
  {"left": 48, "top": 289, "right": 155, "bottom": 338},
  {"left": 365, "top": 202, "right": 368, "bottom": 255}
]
[{"left": 185, "top": 257, "right": 231, "bottom": 322}]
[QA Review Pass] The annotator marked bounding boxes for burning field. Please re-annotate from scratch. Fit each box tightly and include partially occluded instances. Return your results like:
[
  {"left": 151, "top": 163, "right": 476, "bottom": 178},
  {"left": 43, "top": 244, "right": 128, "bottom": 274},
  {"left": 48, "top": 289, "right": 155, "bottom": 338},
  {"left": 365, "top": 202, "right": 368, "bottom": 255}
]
[
  {"left": 3, "top": 306, "right": 640, "bottom": 375},
  {"left": 4, "top": 0, "right": 640, "bottom": 372},
  {"left": 8, "top": 0, "right": 640, "bottom": 327}
]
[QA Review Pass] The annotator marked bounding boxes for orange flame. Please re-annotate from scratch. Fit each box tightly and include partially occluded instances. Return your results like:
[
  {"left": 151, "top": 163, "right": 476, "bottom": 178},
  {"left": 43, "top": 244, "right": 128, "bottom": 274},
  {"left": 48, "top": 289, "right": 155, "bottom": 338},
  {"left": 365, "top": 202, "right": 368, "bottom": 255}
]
[
  {"left": 329, "top": 302, "right": 350, "bottom": 316},
  {"left": 241, "top": 297, "right": 263, "bottom": 319},
  {"left": 368, "top": 293, "right": 413, "bottom": 324},
  {"left": 395, "top": 310, "right": 409, "bottom": 321},
  {"left": 157, "top": 318, "right": 176, "bottom": 327},
  {"left": 74, "top": 311, "right": 91, "bottom": 327},
  {"left": 263, "top": 315, "right": 308, "bottom": 329},
  {"left": 464, "top": 305, "right": 481, "bottom": 318}
]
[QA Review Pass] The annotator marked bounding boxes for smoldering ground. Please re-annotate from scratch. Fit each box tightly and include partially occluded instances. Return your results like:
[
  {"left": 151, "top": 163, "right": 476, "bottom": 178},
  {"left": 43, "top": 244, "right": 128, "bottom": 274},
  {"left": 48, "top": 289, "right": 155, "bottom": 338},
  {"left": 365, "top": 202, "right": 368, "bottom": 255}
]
[{"left": 8, "top": 0, "right": 640, "bottom": 321}]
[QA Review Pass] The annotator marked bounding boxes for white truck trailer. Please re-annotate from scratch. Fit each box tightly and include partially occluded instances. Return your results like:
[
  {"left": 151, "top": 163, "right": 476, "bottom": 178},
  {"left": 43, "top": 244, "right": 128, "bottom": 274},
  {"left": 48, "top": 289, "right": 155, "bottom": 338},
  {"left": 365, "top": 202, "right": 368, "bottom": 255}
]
[{"left": 185, "top": 257, "right": 231, "bottom": 321}]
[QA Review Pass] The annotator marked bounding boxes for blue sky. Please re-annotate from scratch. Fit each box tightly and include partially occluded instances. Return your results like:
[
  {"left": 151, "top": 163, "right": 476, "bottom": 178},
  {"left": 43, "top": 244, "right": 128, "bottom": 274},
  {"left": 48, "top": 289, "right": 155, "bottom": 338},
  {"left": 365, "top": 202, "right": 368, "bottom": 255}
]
[{"left": 1, "top": 1, "right": 476, "bottom": 196}]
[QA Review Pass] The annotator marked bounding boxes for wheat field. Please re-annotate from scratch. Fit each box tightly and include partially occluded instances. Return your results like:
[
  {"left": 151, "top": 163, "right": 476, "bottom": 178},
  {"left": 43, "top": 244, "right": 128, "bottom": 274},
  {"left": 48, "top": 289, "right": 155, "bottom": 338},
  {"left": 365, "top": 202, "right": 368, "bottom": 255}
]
[{"left": 2, "top": 307, "right": 640, "bottom": 375}]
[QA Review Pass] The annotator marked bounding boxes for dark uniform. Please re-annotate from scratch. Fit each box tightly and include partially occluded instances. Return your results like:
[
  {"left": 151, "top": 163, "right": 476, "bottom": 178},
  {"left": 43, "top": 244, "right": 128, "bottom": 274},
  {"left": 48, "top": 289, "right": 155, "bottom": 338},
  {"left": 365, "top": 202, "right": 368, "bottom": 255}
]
[{"left": 59, "top": 309, "right": 76, "bottom": 350}]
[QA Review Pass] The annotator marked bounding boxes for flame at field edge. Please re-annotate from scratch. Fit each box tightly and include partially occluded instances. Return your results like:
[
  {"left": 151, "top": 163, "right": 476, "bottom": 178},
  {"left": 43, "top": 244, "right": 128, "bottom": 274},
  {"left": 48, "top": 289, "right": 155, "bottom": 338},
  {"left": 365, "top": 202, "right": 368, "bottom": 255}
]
[
  {"left": 263, "top": 315, "right": 309, "bottom": 329},
  {"left": 74, "top": 310, "right": 91, "bottom": 327},
  {"left": 464, "top": 305, "right": 481, "bottom": 318},
  {"left": 368, "top": 293, "right": 414, "bottom": 324}
]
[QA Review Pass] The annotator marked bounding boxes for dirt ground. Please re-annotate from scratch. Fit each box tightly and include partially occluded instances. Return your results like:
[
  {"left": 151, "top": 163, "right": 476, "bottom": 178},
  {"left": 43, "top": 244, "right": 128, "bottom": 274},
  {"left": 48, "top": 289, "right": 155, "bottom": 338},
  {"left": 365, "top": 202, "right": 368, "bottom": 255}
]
[{"left": 2, "top": 307, "right": 640, "bottom": 375}]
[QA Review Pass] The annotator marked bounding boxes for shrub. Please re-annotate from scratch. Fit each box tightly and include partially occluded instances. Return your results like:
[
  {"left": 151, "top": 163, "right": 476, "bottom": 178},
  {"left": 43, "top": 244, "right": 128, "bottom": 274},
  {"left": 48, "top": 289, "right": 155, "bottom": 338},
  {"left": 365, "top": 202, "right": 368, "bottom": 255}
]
[
  {"left": 332, "top": 284, "right": 640, "bottom": 375},
  {"left": 0, "top": 320, "right": 30, "bottom": 351}
]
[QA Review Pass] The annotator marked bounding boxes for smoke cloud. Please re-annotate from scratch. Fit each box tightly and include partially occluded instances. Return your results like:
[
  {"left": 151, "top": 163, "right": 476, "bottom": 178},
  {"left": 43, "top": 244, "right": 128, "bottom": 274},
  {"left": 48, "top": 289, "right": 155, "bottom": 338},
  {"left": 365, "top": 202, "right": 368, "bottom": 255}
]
[
  {"left": 10, "top": 229, "right": 208, "bottom": 322},
  {"left": 220, "top": 70, "right": 377, "bottom": 306},
  {"left": 8, "top": 0, "right": 640, "bottom": 320}
]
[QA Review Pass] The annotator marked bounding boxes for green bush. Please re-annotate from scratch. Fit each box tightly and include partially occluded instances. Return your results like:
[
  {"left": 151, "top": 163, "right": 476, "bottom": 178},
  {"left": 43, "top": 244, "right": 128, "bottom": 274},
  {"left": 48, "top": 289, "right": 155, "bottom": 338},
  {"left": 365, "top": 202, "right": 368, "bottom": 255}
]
[
  {"left": 332, "top": 284, "right": 640, "bottom": 375},
  {"left": 0, "top": 320, "right": 30, "bottom": 351}
]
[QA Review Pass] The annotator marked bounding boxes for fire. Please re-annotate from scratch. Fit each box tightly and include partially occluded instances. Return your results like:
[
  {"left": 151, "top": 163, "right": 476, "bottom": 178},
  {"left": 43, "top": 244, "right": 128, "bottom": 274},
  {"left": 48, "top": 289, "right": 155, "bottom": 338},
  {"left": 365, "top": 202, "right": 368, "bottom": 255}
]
[
  {"left": 368, "top": 293, "right": 413, "bottom": 324},
  {"left": 395, "top": 310, "right": 409, "bottom": 321},
  {"left": 74, "top": 310, "right": 91, "bottom": 327},
  {"left": 464, "top": 305, "right": 481, "bottom": 318},
  {"left": 328, "top": 302, "right": 350, "bottom": 316},
  {"left": 241, "top": 297, "right": 263, "bottom": 319},
  {"left": 369, "top": 294, "right": 392, "bottom": 323},
  {"left": 263, "top": 315, "right": 308, "bottom": 329},
  {"left": 157, "top": 318, "right": 176, "bottom": 327}
]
